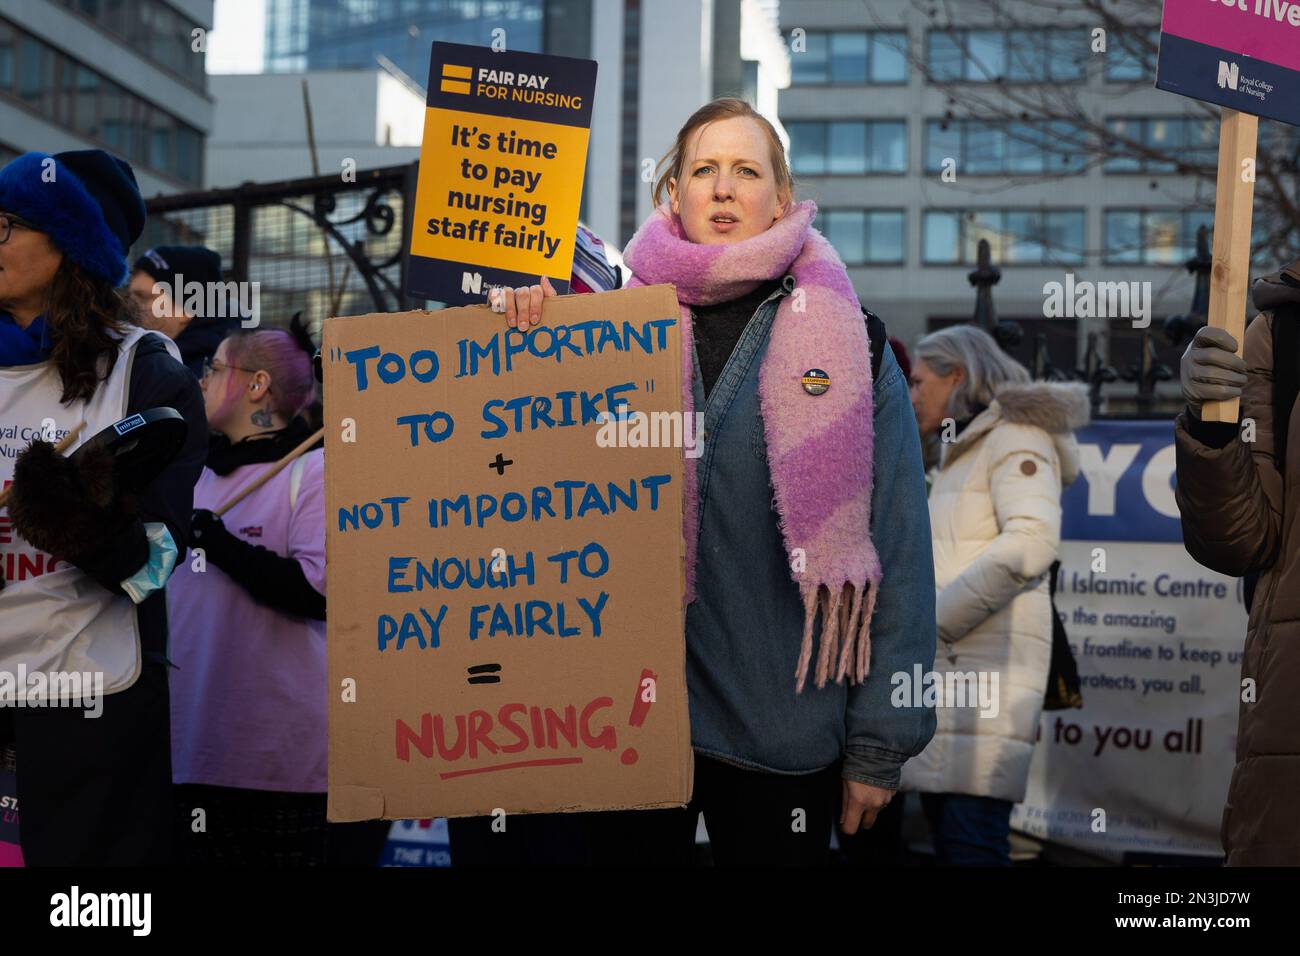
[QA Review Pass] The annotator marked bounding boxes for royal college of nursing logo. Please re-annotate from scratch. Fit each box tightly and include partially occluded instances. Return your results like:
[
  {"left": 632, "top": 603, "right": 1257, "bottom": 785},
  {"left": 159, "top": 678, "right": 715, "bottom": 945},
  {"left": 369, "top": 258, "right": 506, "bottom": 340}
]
[
  {"left": 1217, "top": 60, "right": 1238, "bottom": 90},
  {"left": 1215, "top": 58, "right": 1272, "bottom": 102}
]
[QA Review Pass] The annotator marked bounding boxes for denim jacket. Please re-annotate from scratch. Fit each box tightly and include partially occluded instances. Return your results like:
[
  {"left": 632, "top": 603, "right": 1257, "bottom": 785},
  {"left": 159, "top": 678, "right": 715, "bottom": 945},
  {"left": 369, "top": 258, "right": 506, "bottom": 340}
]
[{"left": 685, "top": 276, "right": 937, "bottom": 788}]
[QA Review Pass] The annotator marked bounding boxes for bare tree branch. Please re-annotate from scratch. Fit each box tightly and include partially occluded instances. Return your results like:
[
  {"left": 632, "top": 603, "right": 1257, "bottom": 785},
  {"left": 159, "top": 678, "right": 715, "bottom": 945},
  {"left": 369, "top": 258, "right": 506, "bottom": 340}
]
[{"left": 850, "top": 0, "right": 1299, "bottom": 261}]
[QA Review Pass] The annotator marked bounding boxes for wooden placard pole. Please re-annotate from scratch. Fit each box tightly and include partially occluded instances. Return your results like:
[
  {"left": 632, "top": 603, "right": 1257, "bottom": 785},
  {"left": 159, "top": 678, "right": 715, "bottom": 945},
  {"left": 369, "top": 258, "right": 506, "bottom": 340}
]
[{"left": 1202, "top": 107, "right": 1259, "bottom": 424}]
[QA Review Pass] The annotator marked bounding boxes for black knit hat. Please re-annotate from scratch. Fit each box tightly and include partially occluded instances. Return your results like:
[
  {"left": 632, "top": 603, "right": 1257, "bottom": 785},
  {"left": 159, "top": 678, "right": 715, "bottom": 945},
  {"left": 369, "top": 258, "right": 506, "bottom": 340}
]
[
  {"left": 54, "top": 150, "right": 146, "bottom": 253},
  {"left": 133, "top": 245, "right": 224, "bottom": 290}
]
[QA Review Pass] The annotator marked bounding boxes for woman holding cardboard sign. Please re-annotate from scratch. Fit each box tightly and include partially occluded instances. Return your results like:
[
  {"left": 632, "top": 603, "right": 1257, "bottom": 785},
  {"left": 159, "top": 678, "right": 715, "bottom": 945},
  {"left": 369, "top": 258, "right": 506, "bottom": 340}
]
[{"left": 489, "top": 98, "right": 936, "bottom": 866}]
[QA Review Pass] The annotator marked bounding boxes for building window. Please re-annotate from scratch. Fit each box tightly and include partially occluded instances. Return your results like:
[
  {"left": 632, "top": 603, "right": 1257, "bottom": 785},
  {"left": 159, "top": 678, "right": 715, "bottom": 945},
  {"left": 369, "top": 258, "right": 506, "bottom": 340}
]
[
  {"left": 1104, "top": 211, "right": 1278, "bottom": 268},
  {"left": 788, "top": 120, "right": 907, "bottom": 174},
  {"left": 1260, "top": 121, "right": 1300, "bottom": 160},
  {"left": 18, "top": 35, "right": 53, "bottom": 115},
  {"left": 1105, "top": 209, "right": 1214, "bottom": 265},
  {"left": 790, "top": 30, "right": 908, "bottom": 85},
  {"left": 0, "top": 21, "right": 11, "bottom": 91},
  {"left": 1104, "top": 116, "right": 1219, "bottom": 172},
  {"left": 55, "top": 0, "right": 206, "bottom": 89},
  {"left": 926, "top": 28, "right": 1087, "bottom": 83},
  {"left": 818, "top": 209, "right": 906, "bottom": 265},
  {"left": 66, "top": 63, "right": 98, "bottom": 133},
  {"left": 923, "top": 208, "right": 1086, "bottom": 265},
  {"left": 0, "top": 17, "right": 203, "bottom": 185},
  {"left": 925, "top": 119, "right": 1087, "bottom": 175},
  {"left": 264, "top": 0, "right": 545, "bottom": 82},
  {"left": 1106, "top": 27, "right": 1159, "bottom": 82}
]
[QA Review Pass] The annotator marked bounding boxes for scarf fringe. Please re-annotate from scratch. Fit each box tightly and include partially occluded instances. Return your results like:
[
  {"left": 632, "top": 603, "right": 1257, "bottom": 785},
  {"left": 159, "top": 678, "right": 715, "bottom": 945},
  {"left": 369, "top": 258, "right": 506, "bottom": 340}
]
[
  {"left": 813, "top": 586, "right": 841, "bottom": 689},
  {"left": 795, "top": 580, "right": 878, "bottom": 693},
  {"left": 796, "top": 589, "right": 818, "bottom": 695},
  {"left": 836, "top": 584, "right": 865, "bottom": 682}
]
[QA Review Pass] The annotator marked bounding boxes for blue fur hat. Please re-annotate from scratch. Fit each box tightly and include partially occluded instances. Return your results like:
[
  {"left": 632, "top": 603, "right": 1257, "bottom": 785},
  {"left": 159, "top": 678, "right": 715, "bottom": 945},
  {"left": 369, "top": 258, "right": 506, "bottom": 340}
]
[{"left": 0, "top": 150, "right": 146, "bottom": 286}]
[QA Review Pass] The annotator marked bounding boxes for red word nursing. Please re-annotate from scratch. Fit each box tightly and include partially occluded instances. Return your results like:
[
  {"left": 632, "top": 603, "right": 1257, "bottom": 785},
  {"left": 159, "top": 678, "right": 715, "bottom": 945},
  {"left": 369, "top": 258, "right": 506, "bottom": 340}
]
[
  {"left": 396, "top": 698, "right": 617, "bottom": 763},
  {"left": 0, "top": 541, "right": 66, "bottom": 584}
]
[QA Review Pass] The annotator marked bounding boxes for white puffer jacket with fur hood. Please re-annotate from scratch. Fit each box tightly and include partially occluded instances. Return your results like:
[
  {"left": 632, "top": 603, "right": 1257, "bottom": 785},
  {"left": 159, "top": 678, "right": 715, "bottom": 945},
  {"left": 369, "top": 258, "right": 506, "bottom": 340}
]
[{"left": 902, "top": 381, "right": 1090, "bottom": 803}]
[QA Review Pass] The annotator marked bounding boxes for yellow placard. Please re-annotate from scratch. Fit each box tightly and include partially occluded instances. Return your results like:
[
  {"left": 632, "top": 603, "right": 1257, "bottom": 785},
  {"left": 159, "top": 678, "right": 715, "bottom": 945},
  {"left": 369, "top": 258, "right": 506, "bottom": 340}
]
[{"left": 410, "top": 107, "right": 591, "bottom": 281}]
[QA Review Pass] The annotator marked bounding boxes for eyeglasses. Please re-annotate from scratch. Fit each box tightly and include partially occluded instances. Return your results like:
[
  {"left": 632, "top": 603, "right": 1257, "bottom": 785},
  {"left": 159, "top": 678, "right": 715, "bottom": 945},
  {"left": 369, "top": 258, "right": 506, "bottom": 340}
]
[
  {"left": 0, "top": 213, "right": 39, "bottom": 245},
  {"left": 201, "top": 356, "right": 265, "bottom": 384}
]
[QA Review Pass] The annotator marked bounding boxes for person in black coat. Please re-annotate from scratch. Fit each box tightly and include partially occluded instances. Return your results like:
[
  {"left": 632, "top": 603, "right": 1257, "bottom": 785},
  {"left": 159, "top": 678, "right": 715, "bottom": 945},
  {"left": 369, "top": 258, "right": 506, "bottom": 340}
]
[{"left": 129, "top": 244, "right": 243, "bottom": 378}]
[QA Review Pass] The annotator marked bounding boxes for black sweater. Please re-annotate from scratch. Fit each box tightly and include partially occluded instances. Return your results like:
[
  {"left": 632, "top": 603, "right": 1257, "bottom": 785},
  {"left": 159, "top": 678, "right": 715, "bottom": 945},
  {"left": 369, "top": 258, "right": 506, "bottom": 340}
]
[
  {"left": 693, "top": 280, "right": 782, "bottom": 398},
  {"left": 692, "top": 281, "right": 887, "bottom": 399},
  {"left": 193, "top": 419, "right": 326, "bottom": 621}
]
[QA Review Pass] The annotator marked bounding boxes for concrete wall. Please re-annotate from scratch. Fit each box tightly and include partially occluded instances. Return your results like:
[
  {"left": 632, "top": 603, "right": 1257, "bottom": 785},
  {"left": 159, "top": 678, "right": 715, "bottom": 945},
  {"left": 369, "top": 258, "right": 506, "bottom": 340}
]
[{"left": 635, "top": 0, "right": 716, "bottom": 231}]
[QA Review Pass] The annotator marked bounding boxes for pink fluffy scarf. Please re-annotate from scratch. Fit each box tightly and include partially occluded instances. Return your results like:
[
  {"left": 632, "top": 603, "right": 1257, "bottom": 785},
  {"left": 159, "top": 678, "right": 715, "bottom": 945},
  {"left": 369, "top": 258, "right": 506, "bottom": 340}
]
[{"left": 623, "top": 200, "right": 881, "bottom": 692}]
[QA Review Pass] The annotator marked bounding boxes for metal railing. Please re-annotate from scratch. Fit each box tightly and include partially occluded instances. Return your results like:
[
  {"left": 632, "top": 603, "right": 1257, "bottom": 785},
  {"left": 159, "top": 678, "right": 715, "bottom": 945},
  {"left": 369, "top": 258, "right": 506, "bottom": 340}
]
[
  {"left": 139, "top": 163, "right": 420, "bottom": 337},
  {"left": 963, "top": 231, "right": 1213, "bottom": 419}
]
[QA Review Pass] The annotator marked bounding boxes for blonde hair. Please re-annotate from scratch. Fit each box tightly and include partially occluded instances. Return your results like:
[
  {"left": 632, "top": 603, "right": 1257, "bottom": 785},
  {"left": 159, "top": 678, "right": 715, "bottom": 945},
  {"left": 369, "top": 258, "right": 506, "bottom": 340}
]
[{"left": 651, "top": 98, "right": 794, "bottom": 208}]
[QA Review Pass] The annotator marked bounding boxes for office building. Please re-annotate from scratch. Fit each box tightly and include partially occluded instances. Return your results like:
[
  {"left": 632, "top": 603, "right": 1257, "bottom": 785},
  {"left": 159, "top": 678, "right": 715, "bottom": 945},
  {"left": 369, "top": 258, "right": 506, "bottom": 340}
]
[
  {"left": 778, "top": 0, "right": 1293, "bottom": 390},
  {"left": 0, "top": 0, "right": 214, "bottom": 196}
]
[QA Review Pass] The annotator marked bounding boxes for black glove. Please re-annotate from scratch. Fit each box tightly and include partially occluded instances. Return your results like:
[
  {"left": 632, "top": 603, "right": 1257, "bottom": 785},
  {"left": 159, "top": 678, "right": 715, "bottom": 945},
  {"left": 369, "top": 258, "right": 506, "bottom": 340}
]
[
  {"left": 189, "top": 508, "right": 227, "bottom": 547},
  {"left": 188, "top": 508, "right": 325, "bottom": 620}
]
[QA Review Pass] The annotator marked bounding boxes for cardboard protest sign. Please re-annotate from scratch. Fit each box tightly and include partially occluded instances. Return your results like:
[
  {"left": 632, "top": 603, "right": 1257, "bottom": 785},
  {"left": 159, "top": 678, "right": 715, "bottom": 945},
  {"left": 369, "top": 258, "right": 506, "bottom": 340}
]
[
  {"left": 323, "top": 285, "right": 692, "bottom": 821},
  {"left": 407, "top": 41, "right": 597, "bottom": 305},
  {"left": 1153, "top": 0, "right": 1300, "bottom": 421}
]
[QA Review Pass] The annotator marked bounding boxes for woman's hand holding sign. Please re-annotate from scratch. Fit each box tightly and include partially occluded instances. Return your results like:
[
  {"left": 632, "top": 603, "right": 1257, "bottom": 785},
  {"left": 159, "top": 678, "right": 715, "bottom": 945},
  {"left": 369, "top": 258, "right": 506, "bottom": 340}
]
[{"left": 489, "top": 276, "right": 556, "bottom": 329}]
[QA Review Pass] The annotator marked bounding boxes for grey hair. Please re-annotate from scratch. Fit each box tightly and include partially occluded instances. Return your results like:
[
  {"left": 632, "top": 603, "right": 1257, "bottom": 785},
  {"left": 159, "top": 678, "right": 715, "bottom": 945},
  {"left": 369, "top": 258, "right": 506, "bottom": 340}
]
[{"left": 915, "top": 325, "right": 1030, "bottom": 421}]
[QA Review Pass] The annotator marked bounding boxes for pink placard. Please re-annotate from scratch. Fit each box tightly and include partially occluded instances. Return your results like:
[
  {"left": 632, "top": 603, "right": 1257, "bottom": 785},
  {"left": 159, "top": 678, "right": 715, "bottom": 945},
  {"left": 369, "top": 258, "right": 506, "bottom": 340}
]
[{"left": 1163, "top": 0, "right": 1300, "bottom": 73}]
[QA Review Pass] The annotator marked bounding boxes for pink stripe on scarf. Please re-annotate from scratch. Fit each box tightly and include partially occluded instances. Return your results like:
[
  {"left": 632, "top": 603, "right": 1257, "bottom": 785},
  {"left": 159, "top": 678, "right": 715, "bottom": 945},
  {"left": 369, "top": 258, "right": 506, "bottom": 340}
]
[{"left": 770, "top": 388, "right": 873, "bottom": 545}]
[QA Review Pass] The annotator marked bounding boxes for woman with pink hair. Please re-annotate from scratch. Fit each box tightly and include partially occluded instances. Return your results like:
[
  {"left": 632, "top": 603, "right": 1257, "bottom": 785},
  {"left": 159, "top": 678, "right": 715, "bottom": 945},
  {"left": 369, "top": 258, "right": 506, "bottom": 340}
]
[{"left": 166, "top": 316, "right": 330, "bottom": 865}]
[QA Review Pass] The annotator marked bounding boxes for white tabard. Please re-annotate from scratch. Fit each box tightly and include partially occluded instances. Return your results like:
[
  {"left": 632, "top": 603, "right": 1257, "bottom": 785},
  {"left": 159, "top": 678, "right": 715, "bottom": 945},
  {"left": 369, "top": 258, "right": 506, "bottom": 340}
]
[{"left": 0, "top": 327, "right": 181, "bottom": 700}]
